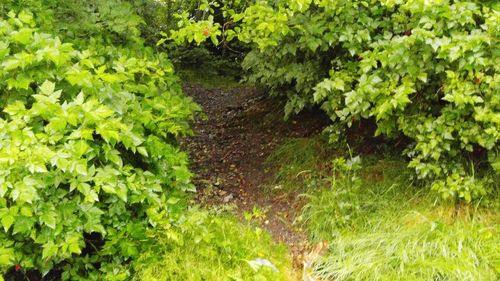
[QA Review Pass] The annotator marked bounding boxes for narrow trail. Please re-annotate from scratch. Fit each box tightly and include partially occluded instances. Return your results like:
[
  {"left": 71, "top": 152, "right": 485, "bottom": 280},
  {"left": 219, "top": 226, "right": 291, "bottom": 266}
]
[{"left": 182, "top": 82, "right": 328, "bottom": 267}]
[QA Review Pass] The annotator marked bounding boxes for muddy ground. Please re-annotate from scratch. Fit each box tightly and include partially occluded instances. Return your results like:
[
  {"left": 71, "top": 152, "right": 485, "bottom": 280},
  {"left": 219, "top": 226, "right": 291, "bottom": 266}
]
[{"left": 182, "top": 83, "right": 329, "bottom": 267}]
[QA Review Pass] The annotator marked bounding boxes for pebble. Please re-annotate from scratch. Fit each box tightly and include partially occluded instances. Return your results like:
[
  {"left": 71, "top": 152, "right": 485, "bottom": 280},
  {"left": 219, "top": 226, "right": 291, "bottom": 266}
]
[{"left": 223, "top": 193, "right": 234, "bottom": 203}]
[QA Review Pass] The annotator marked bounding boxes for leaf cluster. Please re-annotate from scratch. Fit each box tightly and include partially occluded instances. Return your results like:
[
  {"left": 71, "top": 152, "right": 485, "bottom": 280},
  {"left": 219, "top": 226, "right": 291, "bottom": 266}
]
[
  {"left": 234, "top": 0, "right": 499, "bottom": 202},
  {"left": 0, "top": 4, "right": 198, "bottom": 279}
]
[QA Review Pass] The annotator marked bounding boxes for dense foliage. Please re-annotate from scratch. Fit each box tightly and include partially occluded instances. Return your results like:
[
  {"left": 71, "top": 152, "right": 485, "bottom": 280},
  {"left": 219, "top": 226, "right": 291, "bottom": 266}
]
[
  {"left": 234, "top": 0, "right": 499, "bottom": 202},
  {"left": 0, "top": 1, "right": 198, "bottom": 279},
  {"left": 148, "top": 0, "right": 251, "bottom": 77},
  {"left": 1, "top": 0, "right": 499, "bottom": 280},
  {"left": 171, "top": 0, "right": 499, "bottom": 202}
]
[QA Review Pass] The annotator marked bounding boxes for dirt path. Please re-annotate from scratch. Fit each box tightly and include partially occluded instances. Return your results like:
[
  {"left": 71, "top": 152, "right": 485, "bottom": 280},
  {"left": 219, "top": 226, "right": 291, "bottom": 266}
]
[{"left": 182, "top": 83, "right": 328, "bottom": 267}]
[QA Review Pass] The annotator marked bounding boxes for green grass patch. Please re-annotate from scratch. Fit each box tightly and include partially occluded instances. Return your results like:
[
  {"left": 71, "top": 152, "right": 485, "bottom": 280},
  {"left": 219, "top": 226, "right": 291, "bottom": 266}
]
[
  {"left": 301, "top": 159, "right": 499, "bottom": 280},
  {"left": 314, "top": 207, "right": 499, "bottom": 281},
  {"left": 265, "top": 135, "right": 335, "bottom": 193},
  {"left": 133, "top": 208, "right": 296, "bottom": 281},
  {"left": 267, "top": 139, "right": 499, "bottom": 280}
]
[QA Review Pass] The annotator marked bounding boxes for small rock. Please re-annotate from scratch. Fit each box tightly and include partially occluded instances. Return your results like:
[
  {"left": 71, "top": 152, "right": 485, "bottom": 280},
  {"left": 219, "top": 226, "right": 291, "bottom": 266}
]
[{"left": 223, "top": 193, "right": 234, "bottom": 203}]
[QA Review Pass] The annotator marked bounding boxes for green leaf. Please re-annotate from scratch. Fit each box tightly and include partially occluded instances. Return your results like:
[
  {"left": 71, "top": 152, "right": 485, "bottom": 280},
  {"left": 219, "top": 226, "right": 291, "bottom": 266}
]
[
  {"left": 10, "top": 28, "right": 33, "bottom": 44},
  {"left": 1, "top": 213, "right": 15, "bottom": 232},
  {"left": 137, "top": 147, "right": 148, "bottom": 157},
  {"left": 3, "top": 101, "right": 26, "bottom": 116},
  {"left": 40, "top": 80, "right": 56, "bottom": 95},
  {"left": 13, "top": 217, "right": 36, "bottom": 235},
  {"left": 40, "top": 211, "right": 57, "bottom": 229},
  {"left": 18, "top": 10, "right": 34, "bottom": 24},
  {"left": 0, "top": 248, "right": 14, "bottom": 266},
  {"left": 42, "top": 241, "right": 58, "bottom": 260},
  {"left": 7, "top": 75, "right": 32, "bottom": 90}
]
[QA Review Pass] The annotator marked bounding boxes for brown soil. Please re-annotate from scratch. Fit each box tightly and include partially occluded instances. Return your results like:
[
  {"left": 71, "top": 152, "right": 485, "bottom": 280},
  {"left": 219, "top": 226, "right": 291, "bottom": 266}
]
[{"left": 181, "top": 83, "right": 329, "bottom": 268}]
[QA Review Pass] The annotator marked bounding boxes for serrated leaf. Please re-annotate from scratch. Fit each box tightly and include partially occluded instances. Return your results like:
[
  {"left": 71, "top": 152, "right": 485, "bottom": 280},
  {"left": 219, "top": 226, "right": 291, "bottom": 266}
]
[
  {"left": 42, "top": 241, "right": 58, "bottom": 260},
  {"left": 13, "top": 217, "right": 36, "bottom": 235},
  {"left": 40, "top": 211, "right": 57, "bottom": 229},
  {"left": 40, "top": 80, "right": 56, "bottom": 95},
  {"left": 137, "top": 147, "right": 148, "bottom": 157},
  {"left": 1, "top": 214, "right": 15, "bottom": 232}
]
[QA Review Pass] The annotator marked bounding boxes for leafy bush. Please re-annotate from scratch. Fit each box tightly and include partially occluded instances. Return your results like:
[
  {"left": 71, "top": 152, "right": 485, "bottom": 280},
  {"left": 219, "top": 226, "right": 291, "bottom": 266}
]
[
  {"left": 232, "top": 0, "right": 499, "bottom": 202},
  {"left": 149, "top": 0, "right": 252, "bottom": 79},
  {"left": 0, "top": 7, "right": 198, "bottom": 279},
  {"left": 1, "top": 0, "right": 144, "bottom": 45},
  {"left": 133, "top": 208, "right": 294, "bottom": 281}
]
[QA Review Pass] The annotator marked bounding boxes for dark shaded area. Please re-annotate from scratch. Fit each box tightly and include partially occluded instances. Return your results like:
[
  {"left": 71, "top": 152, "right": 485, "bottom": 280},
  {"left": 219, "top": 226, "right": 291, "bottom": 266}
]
[{"left": 181, "top": 82, "right": 330, "bottom": 267}]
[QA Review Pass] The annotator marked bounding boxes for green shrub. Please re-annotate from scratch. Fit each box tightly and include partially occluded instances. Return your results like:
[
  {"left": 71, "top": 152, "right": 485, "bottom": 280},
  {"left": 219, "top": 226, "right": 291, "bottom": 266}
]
[
  {"left": 233, "top": 0, "right": 500, "bottom": 202},
  {"left": 133, "top": 208, "right": 295, "bottom": 281},
  {"left": 0, "top": 8, "right": 198, "bottom": 279}
]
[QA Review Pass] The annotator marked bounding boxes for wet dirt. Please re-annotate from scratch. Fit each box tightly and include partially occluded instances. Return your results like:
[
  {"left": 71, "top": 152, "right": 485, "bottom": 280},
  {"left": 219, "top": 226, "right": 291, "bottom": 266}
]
[{"left": 181, "top": 83, "right": 329, "bottom": 268}]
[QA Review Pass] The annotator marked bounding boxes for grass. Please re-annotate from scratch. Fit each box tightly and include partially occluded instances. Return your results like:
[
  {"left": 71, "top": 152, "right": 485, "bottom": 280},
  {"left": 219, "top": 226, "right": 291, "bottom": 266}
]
[
  {"left": 264, "top": 135, "right": 335, "bottom": 193},
  {"left": 267, "top": 137, "right": 499, "bottom": 280},
  {"left": 307, "top": 160, "right": 499, "bottom": 280},
  {"left": 133, "top": 208, "right": 296, "bottom": 281},
  {"left": 314, "top": 208, "right": 499, "bottom": 281}
]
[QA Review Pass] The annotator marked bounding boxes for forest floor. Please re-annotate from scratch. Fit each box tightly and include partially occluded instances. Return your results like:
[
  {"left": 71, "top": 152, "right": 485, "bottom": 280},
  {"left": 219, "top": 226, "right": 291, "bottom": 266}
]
[{"left": 181, "top": 81, "right": 329, "bottom": 267}]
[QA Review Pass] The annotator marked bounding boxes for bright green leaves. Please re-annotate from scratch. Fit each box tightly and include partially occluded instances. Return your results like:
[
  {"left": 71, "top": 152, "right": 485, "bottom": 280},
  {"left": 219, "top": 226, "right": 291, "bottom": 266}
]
[
  {"left": 236, "top": 0, "right": 499, "bottom": 202},
  {"left": 65, "top": 66, "right": 93, "bottom": 87},
  {"left": 9, "top": 27, "right": 33, "bottom": 44},
  {"left": 236, "top": 3, "right": 291, "bottom": 50},
  {"left": 39, "top": 80, "right": 56, "bottom": 96},
  {"left": 431, "top": 174, "right": 488, "bottom": 203},
  {"left": 12, "top": 177, "right": 39, "bottom": 204},
  {"left": 169, "top": 14, "right": 222, "bottom": 45},
  {"left": 41, "top": 241, "right": 58, "bottom": 260},
  {"left": 314, "top": 77, "right": 345, "bottom": 103},
  {"left": 0, "top": 208, "right": 16, "bottom": 232},
  {"left": 0, "top": 248, "right": 14, "bottom": 267},
  {"left": 6, "top": 74, "right": 31, "bottom": 90},
  {"left": 3, "top": 101, "right": 26, "bottom": 116},
  {"left": 40, "top": 211, "right": 57, "bottom": 229},
  {"left": 0, "top": 9, "right": 198, "bottom": 278}
]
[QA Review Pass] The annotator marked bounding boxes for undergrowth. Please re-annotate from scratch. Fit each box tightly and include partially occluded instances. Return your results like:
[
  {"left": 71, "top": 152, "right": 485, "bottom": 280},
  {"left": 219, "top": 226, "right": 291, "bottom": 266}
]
[
  {"left": 178, "top": 68, "right": 243, "bottom": 89},
  {"left": 265, "top": 135, "right": 334, "bottom": 193},
  {"left": 314, "top": 207, "right": 499, "bottom": 281},
  {"left": 133, "top": 208, "right": 295, "bottom": 281},
  {"left": 268, "top": 137, "right": 499, "bottom": 280}
]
